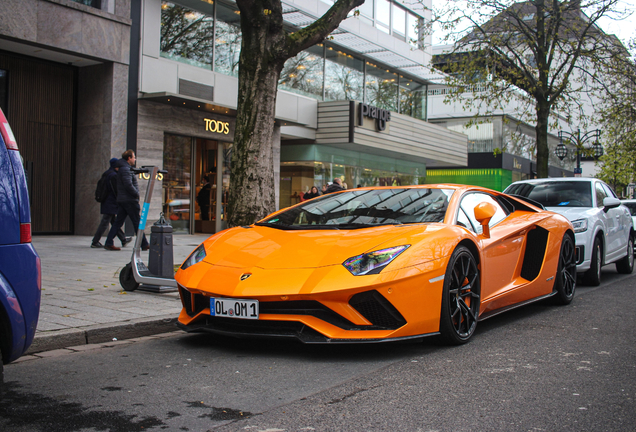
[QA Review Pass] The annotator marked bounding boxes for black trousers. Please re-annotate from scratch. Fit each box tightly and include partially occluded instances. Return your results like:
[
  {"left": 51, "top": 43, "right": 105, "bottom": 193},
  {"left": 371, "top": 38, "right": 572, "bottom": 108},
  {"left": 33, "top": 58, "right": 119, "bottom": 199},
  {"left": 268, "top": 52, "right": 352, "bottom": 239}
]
[
  {"left": 92, "top": 213, "right": 126, "bottom": 245},
  {"left": 105, "top": 201, "right": 148, "bottom": 248}
]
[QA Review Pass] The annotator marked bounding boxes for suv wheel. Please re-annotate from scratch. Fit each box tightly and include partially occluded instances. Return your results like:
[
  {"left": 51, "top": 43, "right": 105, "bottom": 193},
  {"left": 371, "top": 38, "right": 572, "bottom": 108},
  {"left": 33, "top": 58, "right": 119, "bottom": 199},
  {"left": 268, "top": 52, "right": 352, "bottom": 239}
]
[
  {"left": 616, "top": 235, "right": 634, "bottom": 274},
  {"left": 584, "top": 237, "right": 602, "bottom": 286}
]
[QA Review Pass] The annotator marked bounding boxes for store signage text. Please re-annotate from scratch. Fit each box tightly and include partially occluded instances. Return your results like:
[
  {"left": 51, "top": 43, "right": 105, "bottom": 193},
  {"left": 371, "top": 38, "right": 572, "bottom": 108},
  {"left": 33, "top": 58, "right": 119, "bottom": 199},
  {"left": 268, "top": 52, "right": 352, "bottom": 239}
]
[
  {"left": 359, "top": 103, "right": 391, "bottom": 131},
  {"left": 204, "top": 118, "right": 230, "bottom": 134},
  {"left": 513, "top": 158, "right": 522, "bottom": 169}
]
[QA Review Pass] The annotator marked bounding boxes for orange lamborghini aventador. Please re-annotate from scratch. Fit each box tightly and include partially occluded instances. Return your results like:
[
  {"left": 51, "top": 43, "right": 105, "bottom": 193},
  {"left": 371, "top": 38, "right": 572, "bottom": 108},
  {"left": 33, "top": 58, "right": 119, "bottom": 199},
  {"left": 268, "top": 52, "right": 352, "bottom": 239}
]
[{"left": 175, "top": 184, "right": 576, "bottom": 345}]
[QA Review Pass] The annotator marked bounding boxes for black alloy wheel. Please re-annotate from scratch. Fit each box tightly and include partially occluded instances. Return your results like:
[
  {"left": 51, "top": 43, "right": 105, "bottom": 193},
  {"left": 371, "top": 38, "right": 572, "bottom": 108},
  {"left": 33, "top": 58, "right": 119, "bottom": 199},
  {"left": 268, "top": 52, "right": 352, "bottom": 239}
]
[
  {"left": 616, "top": 235, "right": 635, "bottom": 274},
  {"left": 584, "top": 237, "right": 602, "bottom": 286},
  {"left": 119, "top": 262, "right": 139, "bottom": 291},
  {"left": 439, "top": 246, "right": 480, "bottom": 345},
  {"left": 553, "top": 234, "right": 577, "bottom": 305}
]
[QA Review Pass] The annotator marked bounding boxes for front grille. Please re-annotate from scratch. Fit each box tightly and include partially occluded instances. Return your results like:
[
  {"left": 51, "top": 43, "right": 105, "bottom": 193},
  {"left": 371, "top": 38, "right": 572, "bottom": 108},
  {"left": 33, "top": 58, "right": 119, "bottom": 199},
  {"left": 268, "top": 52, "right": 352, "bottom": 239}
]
[
  {"left": 260, "top": 300, "right": 358, "bottom": 329},
  {"left": 193, "top": 317, "right": 329, "bottom": 343},
  {"left": 179, "top": 286, "right": 209, "bottom": 317},
  {"left": 349, "top": 290, "right": 406, "bottom": 329}
]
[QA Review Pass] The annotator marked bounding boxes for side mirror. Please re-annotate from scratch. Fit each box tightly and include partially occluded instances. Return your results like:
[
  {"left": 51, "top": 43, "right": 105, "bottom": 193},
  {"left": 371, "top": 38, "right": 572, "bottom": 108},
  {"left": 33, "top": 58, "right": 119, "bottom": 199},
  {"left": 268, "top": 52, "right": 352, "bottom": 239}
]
[
  {"left": 603, "top": 197, "right": 621, "bottom": 212},
  {"left": 474, "top": 202, "right": 497, "bottom": 238}
]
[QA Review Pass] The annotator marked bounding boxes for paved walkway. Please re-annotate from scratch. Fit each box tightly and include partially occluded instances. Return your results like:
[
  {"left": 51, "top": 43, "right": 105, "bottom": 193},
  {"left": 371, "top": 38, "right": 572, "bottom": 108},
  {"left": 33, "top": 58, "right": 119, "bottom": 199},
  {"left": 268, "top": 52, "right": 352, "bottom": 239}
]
[{"left": 26, "top": 234, "right": 209, "bottom": 354}]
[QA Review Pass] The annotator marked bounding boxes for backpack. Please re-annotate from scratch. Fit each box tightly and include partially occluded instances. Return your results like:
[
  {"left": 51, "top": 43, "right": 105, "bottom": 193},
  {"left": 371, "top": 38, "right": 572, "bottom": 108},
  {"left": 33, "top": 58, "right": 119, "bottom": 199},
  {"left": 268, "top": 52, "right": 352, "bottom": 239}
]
[{"left": 94, "top": 173, "right": 110, "bottom": 203}]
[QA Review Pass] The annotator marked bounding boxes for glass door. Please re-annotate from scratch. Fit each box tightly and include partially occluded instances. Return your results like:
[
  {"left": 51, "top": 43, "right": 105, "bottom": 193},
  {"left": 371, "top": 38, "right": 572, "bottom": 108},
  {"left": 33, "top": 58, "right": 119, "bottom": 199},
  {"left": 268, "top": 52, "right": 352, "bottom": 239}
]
[
  {"left": 163, "top": 134, "right": 193, "bottom": 233},
  {"left": 194, "top": 139, "right": 218, "bottom": 233}
]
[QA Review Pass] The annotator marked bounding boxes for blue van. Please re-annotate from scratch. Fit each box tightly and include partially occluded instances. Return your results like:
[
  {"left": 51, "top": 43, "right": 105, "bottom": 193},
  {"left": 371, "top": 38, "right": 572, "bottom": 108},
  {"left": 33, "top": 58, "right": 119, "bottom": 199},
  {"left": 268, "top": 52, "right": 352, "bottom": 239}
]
[{"left": 0, "top": 107, "right": 41, "bottom": 374}]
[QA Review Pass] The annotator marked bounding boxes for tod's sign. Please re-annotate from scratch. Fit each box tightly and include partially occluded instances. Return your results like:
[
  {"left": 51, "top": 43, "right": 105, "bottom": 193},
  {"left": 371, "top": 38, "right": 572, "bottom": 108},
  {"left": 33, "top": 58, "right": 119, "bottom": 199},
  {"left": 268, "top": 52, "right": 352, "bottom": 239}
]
[{"left": 359, "top": 103, "right": 391, "bottom": 131}]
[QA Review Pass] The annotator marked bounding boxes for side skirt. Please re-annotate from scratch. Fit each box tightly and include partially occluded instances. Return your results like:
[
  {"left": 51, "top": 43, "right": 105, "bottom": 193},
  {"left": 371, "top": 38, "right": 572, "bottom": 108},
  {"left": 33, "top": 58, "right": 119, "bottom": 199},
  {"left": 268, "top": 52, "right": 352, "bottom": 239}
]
[{"left": 478, "top": 291, "right": 556, "bottom": 322}]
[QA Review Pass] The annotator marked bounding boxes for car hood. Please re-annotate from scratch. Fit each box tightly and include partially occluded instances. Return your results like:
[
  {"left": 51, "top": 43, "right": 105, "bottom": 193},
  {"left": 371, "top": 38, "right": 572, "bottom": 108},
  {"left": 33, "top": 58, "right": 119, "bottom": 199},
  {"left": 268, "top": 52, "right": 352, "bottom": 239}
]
[
  {"left": 201, "top": 224, "right": 433, "bottom": 270},
  {"left": 545, "top": 206, "right": 597, "bottom": 221}
]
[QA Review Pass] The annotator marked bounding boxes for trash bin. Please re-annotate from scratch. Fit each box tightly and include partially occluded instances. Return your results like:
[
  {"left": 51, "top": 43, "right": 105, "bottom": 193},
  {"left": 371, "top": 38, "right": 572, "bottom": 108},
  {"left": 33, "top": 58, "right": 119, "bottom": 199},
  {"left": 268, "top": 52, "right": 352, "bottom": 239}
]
[{"left": 148, "top": 213, "right": 174, "bottom": 278}]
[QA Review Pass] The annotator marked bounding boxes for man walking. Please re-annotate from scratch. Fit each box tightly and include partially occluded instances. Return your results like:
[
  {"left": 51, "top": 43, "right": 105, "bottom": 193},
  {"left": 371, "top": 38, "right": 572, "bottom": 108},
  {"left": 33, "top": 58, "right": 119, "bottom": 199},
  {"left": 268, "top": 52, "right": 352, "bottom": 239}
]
[
  {"left": 104, "top": 150, "right": 149, "bottom": 251},
  {"left": 324, "top": 177, "right": 344, "bottom": 194},
  {"left": 90, "top": 158, "right": 128, "bottom": 248}
]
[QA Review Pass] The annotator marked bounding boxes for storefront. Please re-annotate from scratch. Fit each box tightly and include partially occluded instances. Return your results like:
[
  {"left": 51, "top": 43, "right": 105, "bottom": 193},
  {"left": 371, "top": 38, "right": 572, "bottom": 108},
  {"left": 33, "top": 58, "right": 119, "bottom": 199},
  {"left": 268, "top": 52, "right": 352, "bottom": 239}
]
[{"left": 137, "top": 98, "right": 236, "bottom": 234}]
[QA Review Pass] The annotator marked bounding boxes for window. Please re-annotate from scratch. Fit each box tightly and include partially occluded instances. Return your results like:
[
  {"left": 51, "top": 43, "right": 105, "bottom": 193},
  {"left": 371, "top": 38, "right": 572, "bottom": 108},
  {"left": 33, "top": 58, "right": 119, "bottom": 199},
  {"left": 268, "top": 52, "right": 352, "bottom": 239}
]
[
  {"left": 365, "top": 62, "right": 398, "bottom": 111},
  {"left": 280, "top": 45, "right": 324, "bottom": 99},
  {"left": 160, "top": 2, "right": 215, "bottom": 69},
  {"left": 376, "top": 0, "right": 391, "bottom": 33},
  {"left": 459, "top": 193, "right": 507, "bottom": 234},
  {"left": 72, "top": 0, "right": 101, "bottom": 7},
  {"left": 392, "top": 5, "right": 406, "bottom": 39},
  {"left": 407, "top": 12, "right": 420, "bottom": 47},
  {"left": 457, "top": 208, "right": 475, "bottom": 232},
  {"left": 398, "top": 77, "right": 426, "bottom": 120},
  {"left": 324, "top": 47, "right": 364, "bottom": 102},
  {"left": 595, "top": 182, "right": 608, "bottom": 207},
  {"left": 214, "top": 3, "right": 242, "bottom": 77},
  {"left": 0, "top": 69, "right": 7, "bottom": 115},
  {"left": 601, "top": 183, "right": 618, "bottom": 199}
]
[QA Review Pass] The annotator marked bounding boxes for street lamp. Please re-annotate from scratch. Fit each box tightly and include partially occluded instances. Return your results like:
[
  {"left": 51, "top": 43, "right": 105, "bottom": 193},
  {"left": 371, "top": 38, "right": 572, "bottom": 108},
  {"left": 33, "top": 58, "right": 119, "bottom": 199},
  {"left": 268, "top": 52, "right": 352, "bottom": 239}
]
[{"left": 553, "top": 128, "right": 602, "bottom": 176}]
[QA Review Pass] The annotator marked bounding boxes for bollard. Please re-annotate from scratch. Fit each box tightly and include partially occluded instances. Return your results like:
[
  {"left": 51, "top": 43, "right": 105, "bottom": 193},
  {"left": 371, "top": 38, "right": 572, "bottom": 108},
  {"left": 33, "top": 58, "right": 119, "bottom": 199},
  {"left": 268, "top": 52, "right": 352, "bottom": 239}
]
[{"left": 148, "top": 213, "right": 174, "bottom": 278}]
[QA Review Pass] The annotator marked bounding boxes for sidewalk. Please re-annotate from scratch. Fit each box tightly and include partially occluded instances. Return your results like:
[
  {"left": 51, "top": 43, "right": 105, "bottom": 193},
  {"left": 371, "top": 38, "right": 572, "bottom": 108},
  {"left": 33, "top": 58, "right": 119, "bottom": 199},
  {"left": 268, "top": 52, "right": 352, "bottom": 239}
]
[{"left": 26, "top": 234, "right": 209, "bottom": 354}]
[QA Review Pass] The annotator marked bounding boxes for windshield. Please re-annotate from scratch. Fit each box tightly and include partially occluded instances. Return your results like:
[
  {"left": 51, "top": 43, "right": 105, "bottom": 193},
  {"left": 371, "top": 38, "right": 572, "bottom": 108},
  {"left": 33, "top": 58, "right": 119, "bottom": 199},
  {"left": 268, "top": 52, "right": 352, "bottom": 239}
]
[
  {"left": 256, "top": 188, "right": 454, "bottom": 230},
  {"left": 506, "top": 181, "right": 592, "bottom": 208},
  {"left": 623, "top": 202, "right": 636, "bottom": 216}
]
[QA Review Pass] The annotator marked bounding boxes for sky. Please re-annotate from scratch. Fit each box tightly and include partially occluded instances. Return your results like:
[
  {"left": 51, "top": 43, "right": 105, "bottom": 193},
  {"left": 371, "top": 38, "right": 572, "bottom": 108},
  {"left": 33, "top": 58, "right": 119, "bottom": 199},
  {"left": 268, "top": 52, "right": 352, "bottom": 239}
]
[{"left": 430, "top": 0, "right": 635, "bottom": 47}]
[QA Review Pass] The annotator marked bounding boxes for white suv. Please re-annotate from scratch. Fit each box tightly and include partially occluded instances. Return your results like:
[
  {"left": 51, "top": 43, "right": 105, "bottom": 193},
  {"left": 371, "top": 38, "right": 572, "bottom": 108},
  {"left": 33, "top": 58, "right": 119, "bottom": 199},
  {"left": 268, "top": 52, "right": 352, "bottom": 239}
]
[{"left": 505, "top": 178, "right": 634, "bottom": 285}]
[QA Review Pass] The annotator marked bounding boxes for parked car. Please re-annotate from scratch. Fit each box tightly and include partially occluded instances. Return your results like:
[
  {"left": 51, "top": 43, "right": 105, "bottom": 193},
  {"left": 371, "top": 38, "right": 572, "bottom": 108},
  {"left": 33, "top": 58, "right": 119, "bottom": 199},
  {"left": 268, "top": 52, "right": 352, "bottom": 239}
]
[
  {"left": 0, "top": 107, "right": 41, "bottom": 376},
  {"left": 505, "top": 178, "right": 634, "bottom": 286},
  {"left": 621, "top": 199, "right": 636, "bottom": 255},
  {"left": 176, "top": 184, "right": 576, "bottom": 345}
]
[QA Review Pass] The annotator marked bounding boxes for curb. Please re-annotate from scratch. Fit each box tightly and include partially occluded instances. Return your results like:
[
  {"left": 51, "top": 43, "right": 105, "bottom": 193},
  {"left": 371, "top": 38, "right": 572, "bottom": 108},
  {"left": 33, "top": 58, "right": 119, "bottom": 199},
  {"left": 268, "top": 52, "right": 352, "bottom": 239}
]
[{"left": 26, "top": 314, "right": 179, "bottom": 355}]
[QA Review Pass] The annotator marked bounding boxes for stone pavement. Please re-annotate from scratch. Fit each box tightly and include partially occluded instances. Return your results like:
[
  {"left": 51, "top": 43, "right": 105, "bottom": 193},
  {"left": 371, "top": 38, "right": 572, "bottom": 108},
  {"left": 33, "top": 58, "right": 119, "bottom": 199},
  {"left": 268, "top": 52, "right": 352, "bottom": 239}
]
[{"left": 26, "top": 233, "right": 209, "bottom": 355}]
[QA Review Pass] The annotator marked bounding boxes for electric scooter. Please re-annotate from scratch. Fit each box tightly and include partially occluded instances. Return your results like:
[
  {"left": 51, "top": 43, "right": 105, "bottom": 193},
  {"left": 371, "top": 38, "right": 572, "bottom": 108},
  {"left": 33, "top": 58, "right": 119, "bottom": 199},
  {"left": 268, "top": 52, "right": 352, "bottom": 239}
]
[{"left": 119, "top": 166, "right": 178, "bottom": 293}]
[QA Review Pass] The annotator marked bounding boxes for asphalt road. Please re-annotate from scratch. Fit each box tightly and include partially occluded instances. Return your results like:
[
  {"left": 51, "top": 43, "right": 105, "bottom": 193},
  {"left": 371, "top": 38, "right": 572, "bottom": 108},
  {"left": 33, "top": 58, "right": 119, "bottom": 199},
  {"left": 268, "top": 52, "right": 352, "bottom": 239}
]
[{"left": 1, "top": 269, "right": 635, "bottom": 432}]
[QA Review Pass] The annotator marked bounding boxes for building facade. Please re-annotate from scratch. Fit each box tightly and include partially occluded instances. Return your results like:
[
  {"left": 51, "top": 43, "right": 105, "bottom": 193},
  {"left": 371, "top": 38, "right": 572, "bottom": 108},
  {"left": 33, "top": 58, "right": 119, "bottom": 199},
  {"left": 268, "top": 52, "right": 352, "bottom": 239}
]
[
  {"left": 0, "top": 0, "right": 132, "bottom": 234},
  {"left": 1, "top": 0, "right": 469, "bottom": 236}
]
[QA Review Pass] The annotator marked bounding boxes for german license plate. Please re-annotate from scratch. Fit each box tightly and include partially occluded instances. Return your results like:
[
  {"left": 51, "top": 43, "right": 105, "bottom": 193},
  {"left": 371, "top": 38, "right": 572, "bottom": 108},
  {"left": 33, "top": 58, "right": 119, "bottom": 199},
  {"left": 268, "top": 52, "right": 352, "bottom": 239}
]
[{"left": 210, "top": 297, "right": 259, "bottom": 320}]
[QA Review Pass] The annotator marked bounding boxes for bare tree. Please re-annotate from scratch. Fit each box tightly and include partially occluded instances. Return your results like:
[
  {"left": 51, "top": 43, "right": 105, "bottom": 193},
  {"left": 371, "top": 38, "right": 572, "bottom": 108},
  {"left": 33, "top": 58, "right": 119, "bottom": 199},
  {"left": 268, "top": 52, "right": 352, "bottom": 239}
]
[
  {"left": 227, "top": 0, "right": 364, "bottom": 226},
  {"left": 431, "top": 0, "right": 630, "bottom": 178}
]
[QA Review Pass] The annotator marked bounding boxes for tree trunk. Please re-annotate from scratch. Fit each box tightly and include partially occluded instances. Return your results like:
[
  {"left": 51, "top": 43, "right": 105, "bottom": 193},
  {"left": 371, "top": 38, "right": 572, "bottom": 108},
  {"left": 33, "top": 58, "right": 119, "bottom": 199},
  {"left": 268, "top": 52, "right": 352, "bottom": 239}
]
[
  {"left": 535, "top": 99, "right": 551, "bottom": 178},
  {"left": 227, "top": 3, "right": 286, "bottom": 227}
]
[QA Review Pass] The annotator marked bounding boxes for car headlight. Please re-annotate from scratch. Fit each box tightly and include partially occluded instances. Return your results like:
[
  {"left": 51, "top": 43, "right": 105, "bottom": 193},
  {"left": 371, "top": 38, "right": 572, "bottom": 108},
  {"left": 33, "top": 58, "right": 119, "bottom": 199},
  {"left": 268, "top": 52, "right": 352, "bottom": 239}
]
[
  {"left": 181, "top": 244, "right": 206, "bottom": 270},
  {"left": 571, "top": 218, "right": 588, "bottom": 233},
  {"left": 343, "top": 245, "right": 410, "bottom": 276}
]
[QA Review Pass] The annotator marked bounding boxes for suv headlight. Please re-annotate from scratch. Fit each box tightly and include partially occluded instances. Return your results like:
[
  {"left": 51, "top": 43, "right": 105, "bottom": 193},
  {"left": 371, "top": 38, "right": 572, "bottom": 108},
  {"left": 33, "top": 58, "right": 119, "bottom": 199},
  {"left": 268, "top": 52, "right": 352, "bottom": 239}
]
[
  {"left": 571, "top": 218, "right": 588, "bottom": 233},
  {"left": 181, "top": 244, "right": 206, "bottom": 270},
  {"left": 343, "top": 245, "right": 410, "bottom": 276}
]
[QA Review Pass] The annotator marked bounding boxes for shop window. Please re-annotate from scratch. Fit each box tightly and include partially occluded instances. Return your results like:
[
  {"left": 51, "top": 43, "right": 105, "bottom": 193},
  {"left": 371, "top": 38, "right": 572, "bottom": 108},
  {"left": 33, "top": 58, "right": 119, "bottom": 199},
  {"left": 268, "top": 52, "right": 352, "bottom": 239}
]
[
  {"left": 365, "top": 62, "right": 398, "bottom": 111},
  {"left": 398, "top": 77, "right": 426, "bottom": 120},
  {"left": 324, "top": 47, "right": 364, "bottom": 102},
  {"left": 163, "top": 134, "right": 192, "bottom": 234},
  {"left": 280, "top": 45, "right": 324, "bottom": 99},
  {"left": 214, "top": 3, "right": 242, "bottom": 77},
  {"left": 160, "top": 2, "right": 214, "bottom": 70}
]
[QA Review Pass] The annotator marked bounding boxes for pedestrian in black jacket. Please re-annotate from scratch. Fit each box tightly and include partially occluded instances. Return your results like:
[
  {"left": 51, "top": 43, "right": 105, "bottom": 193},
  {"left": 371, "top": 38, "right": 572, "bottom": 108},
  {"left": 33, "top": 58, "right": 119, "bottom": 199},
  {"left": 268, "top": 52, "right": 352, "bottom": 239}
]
[
  {"left": 104, "top": 150, "right": 149, "bottom": 251},
  {"left": 90, "top": 158, "right": 128, "bottom": 248},
  {"left": 324, "top": 178, "right": 344, "bottom": 194}
]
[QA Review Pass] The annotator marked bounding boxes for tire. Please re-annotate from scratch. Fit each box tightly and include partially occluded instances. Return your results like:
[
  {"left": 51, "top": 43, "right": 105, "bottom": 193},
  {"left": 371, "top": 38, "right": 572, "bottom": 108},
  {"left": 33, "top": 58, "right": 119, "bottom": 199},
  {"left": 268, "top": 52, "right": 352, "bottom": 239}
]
[
  {"left": 119, "top": 262, "right": 139, "bottom": 291},
  {"left": 438, "top": 246, "right": 480, "bottom": 345},
  {"left": 553, "top": 234, "right": 576, "bottom": 305},
  {"left": 583, "top": 237, "right": 602, "bottom": 286},
  {"left": 615, "top": 235, "right": 634, "bottom": 274}
]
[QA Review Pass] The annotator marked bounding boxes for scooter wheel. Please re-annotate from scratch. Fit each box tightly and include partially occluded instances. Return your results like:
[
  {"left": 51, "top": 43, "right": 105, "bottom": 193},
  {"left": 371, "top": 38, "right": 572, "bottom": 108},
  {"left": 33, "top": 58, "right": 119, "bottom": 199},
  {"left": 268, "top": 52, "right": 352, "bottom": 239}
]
[{"left": 120, "top": 262, "right": 139, "bottom": 291}]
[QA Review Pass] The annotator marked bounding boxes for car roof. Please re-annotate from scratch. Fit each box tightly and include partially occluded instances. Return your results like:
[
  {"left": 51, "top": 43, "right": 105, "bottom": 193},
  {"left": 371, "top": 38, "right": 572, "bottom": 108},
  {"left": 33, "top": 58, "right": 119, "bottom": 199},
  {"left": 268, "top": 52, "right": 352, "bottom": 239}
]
[{"left": 509, "top": 178, "right": 595, "bottom": 185}]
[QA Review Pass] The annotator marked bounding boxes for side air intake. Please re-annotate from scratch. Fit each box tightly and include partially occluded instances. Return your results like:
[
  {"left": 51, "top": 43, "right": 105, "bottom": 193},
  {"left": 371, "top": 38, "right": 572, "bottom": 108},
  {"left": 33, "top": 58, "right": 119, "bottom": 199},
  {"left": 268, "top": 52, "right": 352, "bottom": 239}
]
[{"left": 520, "top": 226, "right": 549, "bottom": 281}]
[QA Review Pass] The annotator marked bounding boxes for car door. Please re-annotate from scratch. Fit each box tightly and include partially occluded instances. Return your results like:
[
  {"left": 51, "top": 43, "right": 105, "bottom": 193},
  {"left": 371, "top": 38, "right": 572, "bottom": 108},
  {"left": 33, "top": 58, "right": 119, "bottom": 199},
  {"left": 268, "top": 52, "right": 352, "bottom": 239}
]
[
  {"left": 458, "top": 193, "right": 527, "bottom": 303},
  {"left": 602, "top": 182, "right": 630, "bottom": 261},
  {"left": 595, "top": 181, "right": 620, "bottom": 258}
]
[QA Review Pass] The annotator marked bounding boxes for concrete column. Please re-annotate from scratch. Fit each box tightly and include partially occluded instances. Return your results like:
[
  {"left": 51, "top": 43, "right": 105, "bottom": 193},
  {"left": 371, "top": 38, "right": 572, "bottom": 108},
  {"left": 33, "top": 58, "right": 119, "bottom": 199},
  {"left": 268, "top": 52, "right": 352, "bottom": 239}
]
[{"left": 75, "top": 62, "right": 128, "bottom": 235}]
